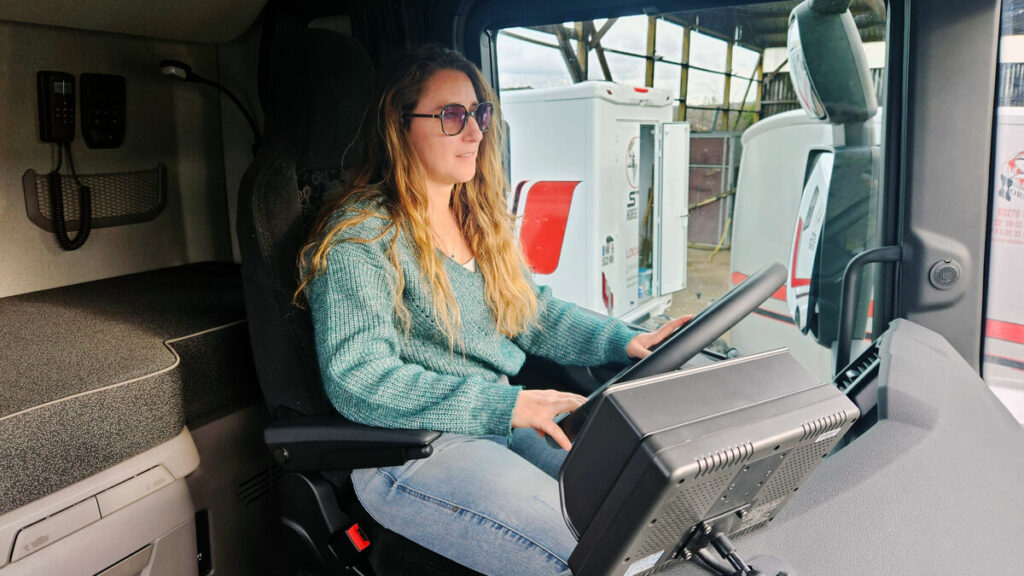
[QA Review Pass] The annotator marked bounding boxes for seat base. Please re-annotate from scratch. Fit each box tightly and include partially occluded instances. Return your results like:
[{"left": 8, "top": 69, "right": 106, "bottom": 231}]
[{"left": 275, "top": 472, "right": 482, "bottom": 576}]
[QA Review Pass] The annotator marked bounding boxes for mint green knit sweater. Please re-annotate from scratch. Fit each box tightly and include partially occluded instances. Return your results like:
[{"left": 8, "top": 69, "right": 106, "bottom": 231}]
[{"left": 305, "top": 210, "right": 638, "bottom": 436}]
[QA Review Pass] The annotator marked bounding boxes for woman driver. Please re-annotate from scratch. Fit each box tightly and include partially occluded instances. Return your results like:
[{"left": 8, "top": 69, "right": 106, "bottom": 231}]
[{"left": 296, "top": 45, "right": 687, "bottom": 575}]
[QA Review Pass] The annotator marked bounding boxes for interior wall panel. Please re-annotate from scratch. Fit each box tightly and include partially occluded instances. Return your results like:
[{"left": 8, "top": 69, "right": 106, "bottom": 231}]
[{"left": 0, "top": 20, "right": 233, "bottom": 297}]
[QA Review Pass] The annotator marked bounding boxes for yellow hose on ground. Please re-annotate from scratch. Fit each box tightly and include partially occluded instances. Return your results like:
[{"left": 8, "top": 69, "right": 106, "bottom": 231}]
[{"left": 708, "top": 216, "right": 732, "bottom": 262}]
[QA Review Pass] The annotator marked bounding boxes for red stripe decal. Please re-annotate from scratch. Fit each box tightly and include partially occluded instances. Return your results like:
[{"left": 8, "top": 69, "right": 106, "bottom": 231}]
[
  {"left": 790, "top": 218, "right": 811, "bottom": 288},
  {"left": 987, "top": 319, "right": 1024, "bottom": 345},
  {"left": 519, "top": 181, "right": 580, "bottom": 275},
  {"left": 732, "top": 272, "right": 787, "bottom": 302}
]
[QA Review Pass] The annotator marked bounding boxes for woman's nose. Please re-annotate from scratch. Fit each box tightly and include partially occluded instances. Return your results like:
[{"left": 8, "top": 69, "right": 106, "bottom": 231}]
[{"left": 462, "top": 115, "right": 484, "bottom": 141}]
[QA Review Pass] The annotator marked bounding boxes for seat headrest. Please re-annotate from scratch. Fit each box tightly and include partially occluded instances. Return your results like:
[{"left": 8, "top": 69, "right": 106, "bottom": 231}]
[
  {"left": 296, "top": 30, "right": 375, "bottom": 172},
  {"left": 260, "top": 24, "right": 375, "bottom": 174}
]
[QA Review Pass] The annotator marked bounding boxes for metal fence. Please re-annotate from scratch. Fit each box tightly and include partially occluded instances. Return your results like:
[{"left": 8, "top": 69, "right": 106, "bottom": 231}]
[
  {"left": 763, "top": 64, "right": 1024, "bottom": 116},
  {"left": 761, "top": 68, "right": 886, "bottom": 118},
  {"left": 998, "top": 62, "right": 1024, "bottom": 106},
  {"left": 688, "top": 133, "right": 741, "bottom": 249}
]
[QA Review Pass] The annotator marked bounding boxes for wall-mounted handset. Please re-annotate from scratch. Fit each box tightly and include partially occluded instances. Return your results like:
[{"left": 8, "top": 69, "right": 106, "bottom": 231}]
[
  {"left": 37, "top": 71, "right": 76, "bottom": 143},
  {"left": 37, "top": 71, "right": 91, "bottom": 250}
]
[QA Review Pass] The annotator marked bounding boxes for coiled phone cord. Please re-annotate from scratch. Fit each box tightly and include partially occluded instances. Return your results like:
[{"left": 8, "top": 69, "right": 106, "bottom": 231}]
[{"left": 47, "top": 142, "right": 92, "bottom": 250}]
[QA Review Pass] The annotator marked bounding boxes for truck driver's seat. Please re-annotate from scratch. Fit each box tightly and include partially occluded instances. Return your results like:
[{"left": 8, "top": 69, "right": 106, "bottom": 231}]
[{"left": 236, "top": 10, "right": 482, "bottom": 576}]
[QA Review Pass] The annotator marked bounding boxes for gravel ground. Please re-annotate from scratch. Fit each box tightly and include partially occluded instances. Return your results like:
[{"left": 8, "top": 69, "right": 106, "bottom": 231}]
[
  {"left": 668, "top": 247, "right": 732, "bottom": 318},
  {"left": 641, "top": 247, "right": 732, "bottom": 343}
]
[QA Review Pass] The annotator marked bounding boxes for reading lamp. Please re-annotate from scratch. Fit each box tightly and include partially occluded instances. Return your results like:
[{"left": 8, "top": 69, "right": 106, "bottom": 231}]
[{"left": 159, "top": 59, "right": 262, "bottom": 151}]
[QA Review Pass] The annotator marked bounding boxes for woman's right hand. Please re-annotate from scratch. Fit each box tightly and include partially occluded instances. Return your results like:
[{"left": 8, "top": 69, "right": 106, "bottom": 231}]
[{"left": 511, "top": 389, "right": 587, "bottom": 451}]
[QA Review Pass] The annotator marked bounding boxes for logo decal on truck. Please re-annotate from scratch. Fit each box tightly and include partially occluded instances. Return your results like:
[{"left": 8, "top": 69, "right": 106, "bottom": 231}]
[
  {"left": 626, "top": 136, "right": 639, "bottom": 189},
  {"left": 994, "top": 152, "right": 1024, "bottom": 245},
  {"left": 602, "top": 235, "right": 615, "bottom": 265},
  {"left": 998, "top": 151, "right": 1024, "bottom": 202},
  {"left": 512, "top": 180, "right": 581, "bottom": 275}
]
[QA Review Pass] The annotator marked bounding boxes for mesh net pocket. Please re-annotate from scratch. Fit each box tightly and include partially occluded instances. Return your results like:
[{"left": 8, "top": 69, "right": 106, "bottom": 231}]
[{"left": 22, "top": 165, "right": 166, "bottom": 232}]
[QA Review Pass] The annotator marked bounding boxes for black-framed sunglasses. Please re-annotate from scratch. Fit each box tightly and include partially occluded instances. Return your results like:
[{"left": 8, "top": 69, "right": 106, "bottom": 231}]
[{"left": 404, "top": 102, "right": 494, "bottom": 136}]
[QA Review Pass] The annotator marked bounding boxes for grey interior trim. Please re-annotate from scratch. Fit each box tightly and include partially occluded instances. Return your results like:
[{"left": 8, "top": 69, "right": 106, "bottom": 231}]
[
  {"left": 0, "top": 22, "right": 233, "bottom": 298},
  {"left": 185, "top": 405, "right": 280, "bottom": 575},
  {"left": 0, "top": 428, "right": 199, "bottom": 571},
  {"left": 1, "top": 481, "right": 197, "bottom": 576},
  {"left": 897, "top": 0, "right": 1000, "bottom": 370},
  {"left": 0, "top": 0, "right": 265, "bottom": 43}
]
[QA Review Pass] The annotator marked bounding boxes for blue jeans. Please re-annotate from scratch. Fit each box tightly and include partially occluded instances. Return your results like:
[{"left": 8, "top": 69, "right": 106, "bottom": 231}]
[{"left": 351, "top": 429, "right": 575, "bottom": 576}]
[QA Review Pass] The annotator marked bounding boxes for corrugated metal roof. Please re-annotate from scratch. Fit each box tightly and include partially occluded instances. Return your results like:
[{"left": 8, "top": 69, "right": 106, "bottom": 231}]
[{"left": 663, "top": 0, "right": 886, "bottom": 50}]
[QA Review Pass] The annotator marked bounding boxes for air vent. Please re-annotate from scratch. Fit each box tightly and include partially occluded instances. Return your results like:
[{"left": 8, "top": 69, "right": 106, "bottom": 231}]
[
  {"left": 800, "top": 412, "right": 848, "bottom": 442},
  {"left": 237, "top": 464, "right": 283, "bottom": 505},
  {"left": 834, "top": 341, "right": 881, "bottom": 394},
  {"left": 695, "top": 443, "right": 754, "bottom": 476}
]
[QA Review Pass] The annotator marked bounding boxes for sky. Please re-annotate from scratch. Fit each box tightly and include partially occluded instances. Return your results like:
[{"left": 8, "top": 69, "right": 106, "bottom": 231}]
[{"left": 497, "top": 15, "right": 881, "bottom": 106}]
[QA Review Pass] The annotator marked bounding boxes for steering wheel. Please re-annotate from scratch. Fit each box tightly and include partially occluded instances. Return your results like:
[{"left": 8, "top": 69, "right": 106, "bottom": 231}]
[{"left": 557, "top": 262, "right": 788, "bottom": 442}]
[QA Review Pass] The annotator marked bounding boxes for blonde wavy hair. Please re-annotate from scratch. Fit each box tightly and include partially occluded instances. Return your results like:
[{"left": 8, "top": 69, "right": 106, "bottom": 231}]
[{"left": 295, "top": 45, "right": 539, "bottom": 347}]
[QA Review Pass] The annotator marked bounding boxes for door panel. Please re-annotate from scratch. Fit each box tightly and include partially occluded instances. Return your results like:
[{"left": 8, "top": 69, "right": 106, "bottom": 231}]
[{"left": 658, "top": 122, "right": 689, "bottom": 295}]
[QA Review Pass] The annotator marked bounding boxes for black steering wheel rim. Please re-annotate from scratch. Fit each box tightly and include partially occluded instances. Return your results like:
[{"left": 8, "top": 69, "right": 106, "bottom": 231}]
[{"left": 558, "top": 262, "right": 788, "bottom": 442}]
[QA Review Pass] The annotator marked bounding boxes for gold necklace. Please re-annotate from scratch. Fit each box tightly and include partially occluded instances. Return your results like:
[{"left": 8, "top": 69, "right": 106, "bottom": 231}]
[{"left": 430, "top": 226, "right": 456, "bottom": 259}]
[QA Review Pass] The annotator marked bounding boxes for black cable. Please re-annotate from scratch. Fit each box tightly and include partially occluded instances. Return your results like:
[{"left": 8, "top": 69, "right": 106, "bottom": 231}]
[
  {"left": 192, "top": 76, "right": 262, "bottom": 151},
  {"left": 694, "top": 548, "right": 733, "bottom": 575},
  {"left": 52, "top": 143, "right": 63, "bottom": 173},
  {"left": 64, "top": 142, "right": 87, "bottom": 187},
  {"left": 689, "top": 526, "right": 770, "bottom": 576},
  {"left": 710, "top": 532, "right": 754, "bottom": 575},
  {"left": 160, "top": 60, "right": 261, "bottom": 153},
  {"left": 48, "top": 142, "right": 91, "bottom": 250}
]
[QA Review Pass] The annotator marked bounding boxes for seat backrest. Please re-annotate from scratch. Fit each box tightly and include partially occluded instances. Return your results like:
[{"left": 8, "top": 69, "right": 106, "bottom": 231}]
[{"left": 238, "top": 20, "right": 375, "bottom": 418}]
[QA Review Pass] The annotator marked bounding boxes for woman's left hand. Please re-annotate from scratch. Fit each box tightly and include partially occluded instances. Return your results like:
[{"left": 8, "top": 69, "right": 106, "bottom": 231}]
[{"left": 626, "top": 314, "right": 695, "bottom": 360}]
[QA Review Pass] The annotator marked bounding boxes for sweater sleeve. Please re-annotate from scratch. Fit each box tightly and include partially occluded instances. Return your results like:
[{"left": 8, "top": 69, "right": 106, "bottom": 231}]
[
  {"left": 306, "top": 238, "right": 520, "bottom": 436},
  {"left": 512, "top": 279, "right": 640, "bottom": 367}
]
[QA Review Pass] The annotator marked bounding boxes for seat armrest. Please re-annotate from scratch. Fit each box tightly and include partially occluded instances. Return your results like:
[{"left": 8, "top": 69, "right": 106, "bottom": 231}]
[{"left": 265, "top": 413, "right": 441, "bottom": 471}]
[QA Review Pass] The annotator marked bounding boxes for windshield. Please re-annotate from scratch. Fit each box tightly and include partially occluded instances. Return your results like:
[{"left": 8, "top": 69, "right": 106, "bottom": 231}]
[{"left": 493, "top": 0, "right": 888, "bottom": 381}]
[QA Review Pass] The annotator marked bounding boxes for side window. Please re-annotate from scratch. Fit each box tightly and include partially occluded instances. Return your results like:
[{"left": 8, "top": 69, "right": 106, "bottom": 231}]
[
  {"left": 984, "top": 0, "right": 1024, "bottom": 422},
  {"left": 495, "top": 2, "right": 887, "bottom": 380}
]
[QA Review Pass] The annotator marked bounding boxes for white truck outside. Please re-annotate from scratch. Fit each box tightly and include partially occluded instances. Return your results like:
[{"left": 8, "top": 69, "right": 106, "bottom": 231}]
[
  {"left": 985, "top": 107, "right": 1024, "bottom": 422},
  {"left": 501, "top": 81, "right": 689, "bottom": 323}
]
